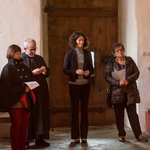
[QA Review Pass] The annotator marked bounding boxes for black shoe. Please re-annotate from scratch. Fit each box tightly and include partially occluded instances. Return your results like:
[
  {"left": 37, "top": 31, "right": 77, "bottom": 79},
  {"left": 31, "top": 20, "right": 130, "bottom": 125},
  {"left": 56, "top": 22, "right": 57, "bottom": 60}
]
[
  {"left": 35, "top": 139, "right": 50, "bottom": 147},
  {"left": 118, "top": 136, "right": 125, "bottom": 142},
  {"left": 82, "top": 139, "right": 87, "bottom": 143},
  {"left": 136, "top": 135, "right": 148, "bottom": 142},
  {"left": 74, "top": 139, "right": 80, "bottom": 143},
  {"left": 25, "top": 142, "right": 29, "bottom": 149}
]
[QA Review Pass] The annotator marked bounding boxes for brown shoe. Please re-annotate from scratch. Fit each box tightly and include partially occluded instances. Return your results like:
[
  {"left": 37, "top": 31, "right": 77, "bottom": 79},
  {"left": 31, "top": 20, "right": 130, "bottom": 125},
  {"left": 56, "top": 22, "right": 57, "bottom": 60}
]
[
  {"left": 118, "top": 136, "right": 125, "bottom": 142},
  {"left": 136, "top": 135, "right": 148, "bottom": 142}
]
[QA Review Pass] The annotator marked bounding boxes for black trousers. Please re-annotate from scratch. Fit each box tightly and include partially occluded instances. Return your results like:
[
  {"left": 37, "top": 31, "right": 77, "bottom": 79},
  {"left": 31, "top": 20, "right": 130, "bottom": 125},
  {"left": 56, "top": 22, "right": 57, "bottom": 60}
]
[
  {"left": 69, "top": 82, "right": 90, "bottom": 139},
  {"left": 114, "top": 102, "right": 142, "bottom": 138}
]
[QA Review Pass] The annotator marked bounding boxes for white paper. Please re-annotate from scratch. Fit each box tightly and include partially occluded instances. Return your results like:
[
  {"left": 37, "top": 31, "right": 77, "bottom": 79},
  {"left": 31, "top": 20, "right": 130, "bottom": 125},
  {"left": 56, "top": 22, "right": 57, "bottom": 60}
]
[
  {"left": 24, "top": 81, "right": 40, "bottom": 90},
  {"left": 112, "top": 69, "right": 125, "bottom": 80}
]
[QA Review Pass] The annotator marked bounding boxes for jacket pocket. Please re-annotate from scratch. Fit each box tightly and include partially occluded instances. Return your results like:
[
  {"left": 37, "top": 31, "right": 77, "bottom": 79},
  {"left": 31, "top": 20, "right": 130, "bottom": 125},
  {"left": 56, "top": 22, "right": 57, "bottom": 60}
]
[
  {"left": 112, "top": 88, "right": 125, "bottom": 104},
  {"left": 127, "top": 88, "right": 140, "bottom": 103}
]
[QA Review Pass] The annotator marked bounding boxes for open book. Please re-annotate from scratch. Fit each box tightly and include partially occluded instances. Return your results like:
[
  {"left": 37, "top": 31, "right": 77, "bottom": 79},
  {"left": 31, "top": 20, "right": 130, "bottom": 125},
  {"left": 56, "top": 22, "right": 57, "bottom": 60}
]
[
  {"left": 112, "top": 69, "right": 125, "bottom": 80},
  {"left": 24, "top": 81, "right": 40, "bottom": 90}
]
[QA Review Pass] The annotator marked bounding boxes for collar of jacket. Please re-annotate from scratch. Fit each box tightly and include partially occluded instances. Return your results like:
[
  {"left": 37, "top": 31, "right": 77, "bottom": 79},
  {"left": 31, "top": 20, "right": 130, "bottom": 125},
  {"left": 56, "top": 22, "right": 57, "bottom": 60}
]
[
  {"left": 8, "top": 58, "right": 23, "bottom": 65},
  {"left": 111, "top": 56, "right": 132, "bottom": 65}
]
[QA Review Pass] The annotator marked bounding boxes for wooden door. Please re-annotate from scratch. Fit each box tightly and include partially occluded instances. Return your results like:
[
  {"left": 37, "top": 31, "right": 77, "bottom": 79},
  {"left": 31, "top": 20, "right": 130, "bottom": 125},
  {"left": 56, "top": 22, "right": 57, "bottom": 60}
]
[{"left": 45, "top": 0, "right": 118, "bottom": 127}]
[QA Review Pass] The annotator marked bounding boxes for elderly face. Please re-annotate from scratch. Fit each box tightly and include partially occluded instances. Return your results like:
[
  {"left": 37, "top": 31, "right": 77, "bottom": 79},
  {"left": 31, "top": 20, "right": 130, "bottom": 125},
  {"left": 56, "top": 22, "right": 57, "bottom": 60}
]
[
  {"left": 114, "top": 46, "right": 124, "bottom": 58},
  {"left": 24, "top": 42, "right": 36, "bottom": 57},
  {"left": 76, "top": 36, "right": 84, "bottom": 48}
]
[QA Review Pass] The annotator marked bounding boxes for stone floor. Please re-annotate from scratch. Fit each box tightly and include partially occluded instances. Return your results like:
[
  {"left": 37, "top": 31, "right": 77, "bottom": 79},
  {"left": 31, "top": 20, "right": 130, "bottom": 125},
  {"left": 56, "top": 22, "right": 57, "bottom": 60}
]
[{"left": 0, "top": 124, "right": 150, "bottom": 150}]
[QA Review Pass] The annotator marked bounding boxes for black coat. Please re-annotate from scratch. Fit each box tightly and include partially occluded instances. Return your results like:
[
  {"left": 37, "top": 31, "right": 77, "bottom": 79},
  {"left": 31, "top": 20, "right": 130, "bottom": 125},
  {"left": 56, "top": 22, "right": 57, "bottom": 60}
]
[
  {"left": 0, "top": 58, "right": 33, "bottom": 111},
  {"left": 63, "top": 48, "right": 94, "bottom": 81},
  {"left": 105, "top": 56, "right": 140, "bottom": 104},
  {"left": 21, "top": 52, "right": 50, "bottom": 140}
]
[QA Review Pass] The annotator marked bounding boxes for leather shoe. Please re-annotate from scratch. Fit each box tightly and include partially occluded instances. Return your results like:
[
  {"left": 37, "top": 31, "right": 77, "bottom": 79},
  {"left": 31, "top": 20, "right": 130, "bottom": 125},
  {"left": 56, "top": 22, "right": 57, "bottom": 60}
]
[
  {"left": 136, "top": 135, "right": 148, "bottom": 142},
  {"left": 118, "top": 136, "right": 125, "bottom": 142},
  {"left": 74, "top": 139, "right": 80, "bottom": 143},
  {"left": 82, "top": 139, "right": 87, "bottom": 143},
  {"left": 35, "top": 139, "right": 50, "bottom": 147},
  {"left": 25, "top": 142, "right": 29, "bottom": 149}
]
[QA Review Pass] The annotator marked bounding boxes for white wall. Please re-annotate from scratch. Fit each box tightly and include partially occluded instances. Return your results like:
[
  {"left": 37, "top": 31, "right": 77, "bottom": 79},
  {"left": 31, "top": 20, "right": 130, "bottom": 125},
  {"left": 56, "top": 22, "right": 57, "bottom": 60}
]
[
  {"left": 119, "top": 0, "right": 138, "bottom": 129},
  {"left": 135, "top": 0, "right": 150, "bottom": 131},
  {"left": 118, "top": 0, "right": 137, "bottom": 62},
  {"left": 0, "top": 0, "right": 41, "bottom": 73},
  {"left": 0, "top": 0, "right": 41, "bottom": 137},
  {"left": 119, "top": 0, "right": 150, "bottom": 131}
]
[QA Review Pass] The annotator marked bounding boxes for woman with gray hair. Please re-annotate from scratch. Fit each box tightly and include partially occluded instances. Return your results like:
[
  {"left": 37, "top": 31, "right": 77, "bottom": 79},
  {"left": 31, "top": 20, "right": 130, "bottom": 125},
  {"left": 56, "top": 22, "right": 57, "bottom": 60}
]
[{"left": 105, "top": 43, "right": 148, "bottom": 142}]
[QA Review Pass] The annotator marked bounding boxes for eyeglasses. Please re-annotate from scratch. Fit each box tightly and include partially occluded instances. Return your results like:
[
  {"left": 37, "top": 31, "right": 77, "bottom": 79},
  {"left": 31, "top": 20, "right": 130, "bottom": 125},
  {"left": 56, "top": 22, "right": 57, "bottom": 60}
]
[
  {"left": 26, "top": 47, "right": 38, "bottom": 51},
  {"left": 114, "top": 49, "right": 124, "bottom": 53}
]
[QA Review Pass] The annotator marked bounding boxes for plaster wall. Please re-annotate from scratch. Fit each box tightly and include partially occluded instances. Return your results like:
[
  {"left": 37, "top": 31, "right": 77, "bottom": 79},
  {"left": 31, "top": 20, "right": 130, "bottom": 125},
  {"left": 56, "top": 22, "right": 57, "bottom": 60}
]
[
  {"left": 119, "top": 0, "right": 150, "bottom": 131},
  {"left": 0, "top": 0, "right": 41, "bottom": 137},
  {"left": 0, "top": 0, "right": 41, "bottom": 73},
  {"left": 118, "top": 0, "right": 138, "bottom": 129},
  {"left": 118, "top": 0, "right": 137, "bottom": 62},
  {"left": 135, "top": 0, "right": 150, "bottom": 131}
]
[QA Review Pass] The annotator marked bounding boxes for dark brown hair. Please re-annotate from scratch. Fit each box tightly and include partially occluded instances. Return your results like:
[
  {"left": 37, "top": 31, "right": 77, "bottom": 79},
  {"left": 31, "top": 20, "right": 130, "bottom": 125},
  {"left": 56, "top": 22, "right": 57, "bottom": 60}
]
[
  {"left": 6, "top": 44, "right": 21, "bottom": 59},
  {"left": 69, "top": 31, "right": 89, "bottom": 48},
  {"left": 111, "top": 43, "right": 125, "bottom": 55}
]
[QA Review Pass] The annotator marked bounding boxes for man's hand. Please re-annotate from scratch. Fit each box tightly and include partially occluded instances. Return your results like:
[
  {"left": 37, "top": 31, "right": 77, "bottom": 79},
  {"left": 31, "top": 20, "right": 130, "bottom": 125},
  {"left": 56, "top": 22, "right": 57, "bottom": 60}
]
[
  {"left": 32, "top": 68, "right": 42, "bottom": 76},
  {"left": 41, "top": 66, "right": 46, "bottom": 75}
]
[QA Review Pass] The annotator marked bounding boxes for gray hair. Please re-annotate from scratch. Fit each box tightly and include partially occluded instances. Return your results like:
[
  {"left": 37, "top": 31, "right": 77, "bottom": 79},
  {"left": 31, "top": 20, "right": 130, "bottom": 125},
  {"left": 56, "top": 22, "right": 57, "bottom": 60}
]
[{"left": 24, "top": 38, "right": 36, "bottom": 48}]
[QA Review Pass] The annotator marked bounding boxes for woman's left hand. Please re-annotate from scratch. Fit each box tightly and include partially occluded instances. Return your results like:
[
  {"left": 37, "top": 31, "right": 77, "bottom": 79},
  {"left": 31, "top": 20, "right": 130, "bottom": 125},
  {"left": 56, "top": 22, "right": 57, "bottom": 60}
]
[
  {"left": 84, "top": 70, "right": 90, "bottom": 76},
  {"left": 123, "top": 80, "right": 129, "bottom": 85},
  {"left": 25, "top": 86, "right": 30, "bottom": 93}
]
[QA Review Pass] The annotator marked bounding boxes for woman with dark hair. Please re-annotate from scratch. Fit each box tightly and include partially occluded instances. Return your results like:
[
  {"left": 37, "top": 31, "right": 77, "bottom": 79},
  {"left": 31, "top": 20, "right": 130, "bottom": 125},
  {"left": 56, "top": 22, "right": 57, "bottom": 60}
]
[
  {"left": 0, "top": 44, "right": 35, "bottom": 150},
  {"left": 105, "top": 43, "right": 148, "bottom": 142},
  {"left": 63, "top": 31, "right": 93, "bottom": 143}
]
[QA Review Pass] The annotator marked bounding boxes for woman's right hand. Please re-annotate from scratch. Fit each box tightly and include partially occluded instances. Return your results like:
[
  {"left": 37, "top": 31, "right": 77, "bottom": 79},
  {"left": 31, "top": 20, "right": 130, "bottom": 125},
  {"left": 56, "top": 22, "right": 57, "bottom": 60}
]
[
  {"left": 119, "top": 80, "right": 124, "bottom": 87},
  {"left": 76, "top": 69, "right": 84, "bottom": 75},
  {"left": 25, "top": 86, "right": 30, "bottom": 93}
]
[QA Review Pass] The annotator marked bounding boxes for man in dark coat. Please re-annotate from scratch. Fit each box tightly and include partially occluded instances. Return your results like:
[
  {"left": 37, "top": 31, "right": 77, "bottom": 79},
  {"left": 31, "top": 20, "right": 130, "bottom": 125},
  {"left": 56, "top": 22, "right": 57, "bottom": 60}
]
[{"left": 21, "top": 38, "right": 50, "bottom": 147}]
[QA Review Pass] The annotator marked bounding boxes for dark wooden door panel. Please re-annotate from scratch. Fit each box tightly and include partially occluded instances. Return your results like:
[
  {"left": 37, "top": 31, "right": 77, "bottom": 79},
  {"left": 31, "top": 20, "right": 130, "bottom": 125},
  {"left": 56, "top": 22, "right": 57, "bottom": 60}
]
[{"left": 47, "top": 0, "right": 118, "bottom": 127}]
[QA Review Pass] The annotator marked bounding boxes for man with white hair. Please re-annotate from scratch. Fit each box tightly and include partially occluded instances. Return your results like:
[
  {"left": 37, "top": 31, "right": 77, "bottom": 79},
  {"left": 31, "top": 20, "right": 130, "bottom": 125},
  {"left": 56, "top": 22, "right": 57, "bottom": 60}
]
[{"left": 21, "top": 38, "right": 50, "bottom": 148}]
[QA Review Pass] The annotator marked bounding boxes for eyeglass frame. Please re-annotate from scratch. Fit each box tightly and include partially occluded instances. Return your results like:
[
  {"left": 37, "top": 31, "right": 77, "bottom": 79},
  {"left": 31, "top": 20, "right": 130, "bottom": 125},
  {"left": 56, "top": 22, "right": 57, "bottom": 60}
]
[
  {"left": 114, "top": 49, "right": 124, "bottom": 53},
  {"left": 26, "top": 47, "right": 38, "bottom": 51}
]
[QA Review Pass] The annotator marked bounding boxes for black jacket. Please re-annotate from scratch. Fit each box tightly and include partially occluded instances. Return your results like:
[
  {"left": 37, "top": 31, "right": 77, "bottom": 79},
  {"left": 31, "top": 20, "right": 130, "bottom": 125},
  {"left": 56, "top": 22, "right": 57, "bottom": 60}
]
[
  {"left": 63, "top": 48, "right": 94, "bottom": 82},
  {"left": 105, "top": 56, "right": 140, "bottom": 104},
  {"left": 0, "top": 58, "right": 33, "bottom": 111}
]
